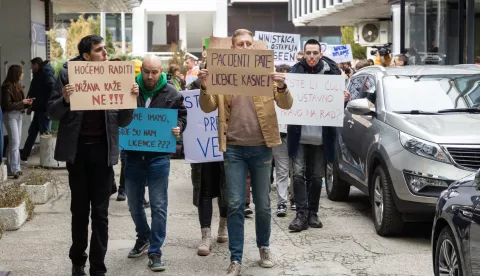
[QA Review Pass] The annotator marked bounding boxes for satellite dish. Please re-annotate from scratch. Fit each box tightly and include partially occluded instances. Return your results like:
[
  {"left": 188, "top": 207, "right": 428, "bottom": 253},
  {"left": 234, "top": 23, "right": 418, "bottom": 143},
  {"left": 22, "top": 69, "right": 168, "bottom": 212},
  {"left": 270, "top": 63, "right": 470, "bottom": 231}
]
[{"left": 362, "top": 24, "right": 379, "bottom": 43}]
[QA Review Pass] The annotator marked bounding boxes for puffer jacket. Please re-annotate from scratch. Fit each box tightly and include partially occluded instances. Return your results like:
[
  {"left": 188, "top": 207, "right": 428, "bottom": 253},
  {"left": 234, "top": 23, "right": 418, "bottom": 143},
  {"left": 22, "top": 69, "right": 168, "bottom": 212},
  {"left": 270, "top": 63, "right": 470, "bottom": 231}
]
[
  {"left": 28, "top": 61, "right": 55, "bottom": 112},
  {"left": 199, "top": 84, "right": 293, "bottom": 152},
  {"left": 47, "top": 57, "right": 134, "bottom": 166}
]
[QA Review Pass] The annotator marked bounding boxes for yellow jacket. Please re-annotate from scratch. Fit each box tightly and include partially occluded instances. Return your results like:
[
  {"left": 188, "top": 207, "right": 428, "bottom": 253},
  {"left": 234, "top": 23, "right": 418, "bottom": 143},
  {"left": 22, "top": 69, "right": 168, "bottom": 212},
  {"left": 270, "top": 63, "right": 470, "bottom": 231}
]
[{"left": 199, "top": 85, "right": 293, "bottom": 152}]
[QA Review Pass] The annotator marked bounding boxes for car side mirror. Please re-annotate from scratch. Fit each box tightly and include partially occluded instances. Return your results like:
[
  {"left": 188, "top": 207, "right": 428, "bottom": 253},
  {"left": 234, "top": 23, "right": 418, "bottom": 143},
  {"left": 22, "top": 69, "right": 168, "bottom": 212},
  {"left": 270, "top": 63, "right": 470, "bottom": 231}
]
[{"left": 347, "top": 98, "right": 376, "bottom": 116}]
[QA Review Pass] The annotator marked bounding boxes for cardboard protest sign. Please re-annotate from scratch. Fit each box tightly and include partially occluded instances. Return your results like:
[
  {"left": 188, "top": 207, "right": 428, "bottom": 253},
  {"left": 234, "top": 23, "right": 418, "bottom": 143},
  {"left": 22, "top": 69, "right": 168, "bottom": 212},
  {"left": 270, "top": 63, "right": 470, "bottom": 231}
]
[
  {"left": 276, "top": 73, "right": 345, "bottom": 127},
  {"left": 254, "top": 31, "right": 301, "bottom": 65},
  {"left": 323, "top": 44, "right": 353, "bottom": 63},
  {"left": 68, "top": 61, "right": 137, "bottom": 111},
  {"left": 119, "top": 108, "right": 178, "bottom": 153},
  {"left": 183, "top": 90, "right": 223, "bottom": 163},
  {"left": 208, "top": 36, "right": 268, "bottom": 50},
  {"left": 206, "top": 49, "right": 274, "bottom": 97}
]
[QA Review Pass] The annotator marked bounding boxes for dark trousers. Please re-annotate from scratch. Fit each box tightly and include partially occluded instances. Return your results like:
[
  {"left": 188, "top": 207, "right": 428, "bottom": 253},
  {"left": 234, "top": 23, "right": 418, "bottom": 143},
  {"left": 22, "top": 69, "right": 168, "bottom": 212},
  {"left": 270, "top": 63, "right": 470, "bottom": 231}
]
[
  {"left": 67, "top": 142, "right": 113, "bottom": 275},
  {"left": 198, "top": 162, "right": 227, "bottom": 228},
  {"left": 21, "top": 111, "right": 50, "bottom": 160},
  {"left": 292, "top": 144, "right": 325, "bottom": 214}
]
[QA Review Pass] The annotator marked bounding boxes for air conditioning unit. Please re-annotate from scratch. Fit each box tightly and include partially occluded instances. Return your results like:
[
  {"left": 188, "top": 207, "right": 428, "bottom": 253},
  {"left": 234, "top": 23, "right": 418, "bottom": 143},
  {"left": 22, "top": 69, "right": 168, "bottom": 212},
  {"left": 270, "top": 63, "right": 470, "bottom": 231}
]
[{"left": 354, "top": 21, "right": 391, "bottom": 47}]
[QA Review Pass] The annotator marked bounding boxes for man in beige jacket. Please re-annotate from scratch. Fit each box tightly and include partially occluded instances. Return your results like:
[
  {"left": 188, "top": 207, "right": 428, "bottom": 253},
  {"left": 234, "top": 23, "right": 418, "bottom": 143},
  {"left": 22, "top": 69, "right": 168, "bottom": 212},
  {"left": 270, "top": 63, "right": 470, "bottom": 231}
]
[{"left": 197, "top": 29, "right": 293, "bottom": 276}]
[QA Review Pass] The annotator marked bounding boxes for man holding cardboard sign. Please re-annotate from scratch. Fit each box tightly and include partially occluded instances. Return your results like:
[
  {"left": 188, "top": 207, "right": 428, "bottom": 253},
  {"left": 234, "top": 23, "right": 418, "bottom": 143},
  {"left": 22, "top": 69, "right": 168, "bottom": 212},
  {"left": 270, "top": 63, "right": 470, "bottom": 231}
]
[
  {"left": 198, "top": 29, "right": 293, "bottom": 276},
  {"left": 287, "top": 39, "right": 350, "bottom": 233},
  {"left": 123, "top": 55, "right": 187, "bottom": 272},
  {"left": 47, "top": 35, "right": 138, "bottom": 276}
]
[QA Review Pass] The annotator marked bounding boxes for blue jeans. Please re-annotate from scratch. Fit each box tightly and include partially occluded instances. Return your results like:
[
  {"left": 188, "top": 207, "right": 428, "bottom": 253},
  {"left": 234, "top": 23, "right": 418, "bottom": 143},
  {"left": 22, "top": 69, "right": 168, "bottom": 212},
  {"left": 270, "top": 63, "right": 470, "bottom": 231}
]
[
  {"left": 125, "top": 154, "right": 170, "bottom": 256},
  {"left": 224, "top": 145, "right": 273, "bottom": 264}
]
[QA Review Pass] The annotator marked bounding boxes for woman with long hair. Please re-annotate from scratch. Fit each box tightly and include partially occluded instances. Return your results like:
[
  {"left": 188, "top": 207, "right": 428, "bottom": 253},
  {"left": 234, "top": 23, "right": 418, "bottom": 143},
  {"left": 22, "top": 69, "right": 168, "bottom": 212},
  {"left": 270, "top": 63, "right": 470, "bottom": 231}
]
[
  {"left": 1, "top": 65, "right": 32, "bottom": 178},
  {"left": 167, "top": 64, "right": 185, "bottom": 91}
]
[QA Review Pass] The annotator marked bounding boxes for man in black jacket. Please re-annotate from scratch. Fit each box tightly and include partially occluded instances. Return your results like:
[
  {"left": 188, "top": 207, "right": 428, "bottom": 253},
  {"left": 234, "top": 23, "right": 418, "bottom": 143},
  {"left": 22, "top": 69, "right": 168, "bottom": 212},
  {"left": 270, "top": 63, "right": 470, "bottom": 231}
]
[
  {"left": 20, "top": 57, "right": 55, "bottom": 162},
  {"left": 47, "top": 35, "right": 138, "bottom": 276},
  {"left": 123, "top": 55, "right": 187, "bottom": 272},
  {"left": 287, "top": 39, "right": 350, "bottom": 232}
]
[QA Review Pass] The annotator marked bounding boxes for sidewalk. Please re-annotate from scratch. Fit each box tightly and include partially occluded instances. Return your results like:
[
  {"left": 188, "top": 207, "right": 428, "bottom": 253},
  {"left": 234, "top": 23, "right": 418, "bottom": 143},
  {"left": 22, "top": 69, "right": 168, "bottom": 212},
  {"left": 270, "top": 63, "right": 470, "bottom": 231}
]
[{"left": 0, "top": 153, "right": 432, "bottom": 276}]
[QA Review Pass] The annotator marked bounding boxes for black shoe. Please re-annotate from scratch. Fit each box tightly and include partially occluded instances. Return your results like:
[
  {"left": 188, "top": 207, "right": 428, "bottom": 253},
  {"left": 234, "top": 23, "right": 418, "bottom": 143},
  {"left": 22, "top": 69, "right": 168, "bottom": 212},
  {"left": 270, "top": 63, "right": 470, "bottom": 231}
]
[
  {"left": 148, "top": 253, "right": 166, "bottom": 272},
  {"left": 308, "top": 212, "right": 323, "bottom": 228},
  {"left": 128, "top": 239, "right": 150, "bottom": 258},
  {"left": 288, "top": 213, "right": 308, "bottom": 232},
  {"left": 244, "top": 205, "right": 253, "bottom": 217},
  {"left": 277, "top": 204, "right": 287, "bottom": 217},
  {"left": 117, "top": 191, "right": 126, "bottom": 201},
  {"left": 72, "top": 265, "right": 86, "bottom": 276}
]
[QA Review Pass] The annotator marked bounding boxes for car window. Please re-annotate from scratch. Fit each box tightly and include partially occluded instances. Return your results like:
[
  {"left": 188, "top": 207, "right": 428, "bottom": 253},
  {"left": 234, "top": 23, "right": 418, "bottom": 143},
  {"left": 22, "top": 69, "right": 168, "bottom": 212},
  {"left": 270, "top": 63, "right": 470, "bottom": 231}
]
[
  {"left": 360, "top": 76, "right": 377, "bottom": 104},
  {"left": 348, "top": 76, "right": 365, "bottom": 101}
]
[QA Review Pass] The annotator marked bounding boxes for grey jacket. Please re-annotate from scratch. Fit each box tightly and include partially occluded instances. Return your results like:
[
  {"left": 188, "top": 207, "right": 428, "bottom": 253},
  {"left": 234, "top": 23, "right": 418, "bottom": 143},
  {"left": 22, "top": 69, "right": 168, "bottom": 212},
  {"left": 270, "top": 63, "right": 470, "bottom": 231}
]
[{"left": 47, "top": 58, "right": 134, "bottom": 166}]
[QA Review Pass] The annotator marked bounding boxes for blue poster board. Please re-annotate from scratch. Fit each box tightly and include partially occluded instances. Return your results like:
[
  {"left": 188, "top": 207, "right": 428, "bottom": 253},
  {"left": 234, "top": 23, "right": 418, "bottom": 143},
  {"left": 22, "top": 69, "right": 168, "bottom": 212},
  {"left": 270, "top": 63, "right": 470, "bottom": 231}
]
[{"left": 119, "top": 108, "right": 178, "bottom": 153}]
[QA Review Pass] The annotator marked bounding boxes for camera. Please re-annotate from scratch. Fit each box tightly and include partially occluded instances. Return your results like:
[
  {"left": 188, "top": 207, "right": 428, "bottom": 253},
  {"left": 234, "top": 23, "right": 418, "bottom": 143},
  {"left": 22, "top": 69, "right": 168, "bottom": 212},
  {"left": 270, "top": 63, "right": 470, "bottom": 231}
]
[{"left": 370, "top": 43, "right": 392, "bottom": 56}]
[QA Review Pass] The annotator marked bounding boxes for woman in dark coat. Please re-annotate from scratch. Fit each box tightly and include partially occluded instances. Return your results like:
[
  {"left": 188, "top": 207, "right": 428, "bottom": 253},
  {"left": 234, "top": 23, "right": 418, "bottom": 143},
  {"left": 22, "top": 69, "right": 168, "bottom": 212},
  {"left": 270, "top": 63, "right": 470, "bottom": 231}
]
[{"left": 188, "top": 64, "right": 228, "bottom": 256}]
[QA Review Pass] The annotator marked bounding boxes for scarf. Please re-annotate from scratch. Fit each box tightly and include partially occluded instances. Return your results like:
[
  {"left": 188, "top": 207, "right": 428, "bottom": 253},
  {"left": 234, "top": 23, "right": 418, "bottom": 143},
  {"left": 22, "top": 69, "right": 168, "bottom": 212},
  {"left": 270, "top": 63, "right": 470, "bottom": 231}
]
[{"left": 136, "top": 72, "right": 167, "bottom": 102}]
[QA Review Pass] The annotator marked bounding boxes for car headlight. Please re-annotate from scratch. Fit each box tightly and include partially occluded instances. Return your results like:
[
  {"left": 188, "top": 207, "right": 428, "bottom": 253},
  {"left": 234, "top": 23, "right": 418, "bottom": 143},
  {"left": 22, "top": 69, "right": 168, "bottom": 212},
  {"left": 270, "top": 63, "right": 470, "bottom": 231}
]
[{"left": 399, "top": 132, "right": 451, "bottom": 164}]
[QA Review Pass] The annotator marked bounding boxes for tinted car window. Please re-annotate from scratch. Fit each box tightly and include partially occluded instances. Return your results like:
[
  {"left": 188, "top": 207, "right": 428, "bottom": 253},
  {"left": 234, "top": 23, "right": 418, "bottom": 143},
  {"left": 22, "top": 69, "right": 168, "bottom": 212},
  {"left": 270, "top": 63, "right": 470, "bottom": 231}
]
[
  {"left": 383, "top": 74, "right": 480, "bottom": 112},
  {"left": 360, "top": 76, "right": 377, "bottom": 104},
  {"left": 348, "top": 76, "right": 365, "bottom": 101}
]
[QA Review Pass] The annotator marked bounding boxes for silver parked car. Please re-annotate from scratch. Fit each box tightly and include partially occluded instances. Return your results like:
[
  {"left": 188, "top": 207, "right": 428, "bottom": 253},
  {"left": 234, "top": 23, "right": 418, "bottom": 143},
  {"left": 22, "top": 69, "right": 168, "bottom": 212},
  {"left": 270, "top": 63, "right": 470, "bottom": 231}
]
[{"left": 326, "top": 65, "right": 480, "bottom": 236}]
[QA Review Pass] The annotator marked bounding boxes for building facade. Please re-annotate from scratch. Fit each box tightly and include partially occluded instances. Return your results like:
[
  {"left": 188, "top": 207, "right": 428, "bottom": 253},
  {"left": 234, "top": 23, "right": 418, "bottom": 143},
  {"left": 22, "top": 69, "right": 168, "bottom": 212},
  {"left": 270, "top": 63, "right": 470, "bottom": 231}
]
[
  {"left": 130, "top": 0, "right": 341, "bottom": 58},
  {"left": 290, "top": 0, "right": 480, "bottom": 65}
]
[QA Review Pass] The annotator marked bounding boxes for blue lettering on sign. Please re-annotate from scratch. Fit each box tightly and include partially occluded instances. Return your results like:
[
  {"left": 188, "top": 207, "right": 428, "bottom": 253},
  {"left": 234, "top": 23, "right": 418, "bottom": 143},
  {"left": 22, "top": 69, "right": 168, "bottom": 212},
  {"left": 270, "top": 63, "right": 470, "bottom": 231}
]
[
  {"left": 184, "top": 94, "right": 200, "bottom": 109},
  {"left": 197, "top": 136, "right": 222, "bottom": 158},
  {"left": 119, "top": 108, "right": 178, "bottom": 153}
]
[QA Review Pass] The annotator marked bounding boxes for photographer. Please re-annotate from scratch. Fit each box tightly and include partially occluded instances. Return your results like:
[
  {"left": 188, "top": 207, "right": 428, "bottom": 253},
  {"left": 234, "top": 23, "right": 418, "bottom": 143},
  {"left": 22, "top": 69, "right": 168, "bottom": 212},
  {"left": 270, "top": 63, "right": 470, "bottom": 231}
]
[{"left": 372, "top": 43, "right": 392, "bottom": 67}]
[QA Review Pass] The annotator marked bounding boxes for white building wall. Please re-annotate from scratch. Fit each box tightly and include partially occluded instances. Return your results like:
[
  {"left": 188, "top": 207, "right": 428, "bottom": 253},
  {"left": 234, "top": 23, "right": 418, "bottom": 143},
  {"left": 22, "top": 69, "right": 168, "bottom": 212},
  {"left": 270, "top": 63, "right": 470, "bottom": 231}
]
[
  {"left": 141, "top": 0, "right": 217, "bottom": 13},
  {"left": 132, "top": 7, "right": 148, "bottom": 53},
  {"left": 31, "top": 0, "right": 46, "bottom": 61},
  {"left": 186, "top": 13, "right": 213, "bottom": 52},
  {"left": 148, "top": 14, "right": 167, "bottom": 45}
]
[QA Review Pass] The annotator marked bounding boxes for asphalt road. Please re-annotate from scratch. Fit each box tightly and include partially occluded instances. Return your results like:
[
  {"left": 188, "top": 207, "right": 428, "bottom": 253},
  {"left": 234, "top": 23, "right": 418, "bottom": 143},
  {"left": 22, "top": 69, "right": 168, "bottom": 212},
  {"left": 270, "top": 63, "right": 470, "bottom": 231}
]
[{"left": 0, "top": 159, "right": 433, "bottom": 275}]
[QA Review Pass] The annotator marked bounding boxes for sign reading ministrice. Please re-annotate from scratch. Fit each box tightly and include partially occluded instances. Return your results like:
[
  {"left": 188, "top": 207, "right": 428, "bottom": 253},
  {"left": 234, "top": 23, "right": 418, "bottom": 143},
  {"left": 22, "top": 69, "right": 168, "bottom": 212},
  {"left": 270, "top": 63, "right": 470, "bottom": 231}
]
[
  {"left": 206, "top": 49, "right": 274, "bottom": 97},
  {"left": 119, "top": 108, "right": 178, "bottom": 153},
  {"left": 276, "top": 73, "right": 345, "bottom": 127},
  {"left": 68, "top": 61, "right": 137, "bottom": 111},
  {"left": 254, "top": 31, "right": 301, "bottom": 65},
  {"left": 183, "top": 90, "right": 223, "bottom": 163}
]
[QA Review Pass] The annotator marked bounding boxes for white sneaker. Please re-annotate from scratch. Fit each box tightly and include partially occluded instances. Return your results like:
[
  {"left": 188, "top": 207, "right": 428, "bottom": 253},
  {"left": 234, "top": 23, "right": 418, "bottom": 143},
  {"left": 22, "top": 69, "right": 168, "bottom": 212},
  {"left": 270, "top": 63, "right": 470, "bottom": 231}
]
[
  {"left": 226, "top": 261, "right": 241, "bottom": 276},
  {"left": 259, "top": 247, "right": 275, "bottom": 268}
]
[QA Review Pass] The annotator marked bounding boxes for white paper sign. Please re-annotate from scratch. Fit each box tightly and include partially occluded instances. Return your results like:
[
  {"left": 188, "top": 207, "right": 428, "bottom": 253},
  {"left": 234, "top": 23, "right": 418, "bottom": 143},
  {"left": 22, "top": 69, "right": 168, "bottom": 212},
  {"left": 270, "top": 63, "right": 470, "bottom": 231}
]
[
  {"left": 183, "top": 90, "right": 224, "bottom": 163},
  {"left": 276, "top": 74, "right": 345, "bottom": 127},
  {"left": 278, "top": 123, "right": 287, "bottom": 134},
  {"left": 186, "top": 75, "right": 198, "bottom": 86},
  {"left": 323, "top": 44, "right": 354, "bottom": 63},
  {"left": 254, "top": 31, "right": 301, "bottom": 65}
]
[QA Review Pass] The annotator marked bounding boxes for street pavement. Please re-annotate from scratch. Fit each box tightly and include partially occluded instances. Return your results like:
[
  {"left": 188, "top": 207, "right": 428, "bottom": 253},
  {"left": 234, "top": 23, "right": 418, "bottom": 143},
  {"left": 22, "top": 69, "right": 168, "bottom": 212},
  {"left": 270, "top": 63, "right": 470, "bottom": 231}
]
[{"left": 0, "top": 156, "right": 433, "bottom": 276}]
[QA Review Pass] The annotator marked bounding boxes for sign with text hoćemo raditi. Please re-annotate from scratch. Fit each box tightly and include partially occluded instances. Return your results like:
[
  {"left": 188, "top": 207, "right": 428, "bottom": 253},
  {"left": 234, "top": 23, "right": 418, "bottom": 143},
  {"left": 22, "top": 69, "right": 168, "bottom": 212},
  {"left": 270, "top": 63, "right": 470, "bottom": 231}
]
[{"left": 68, "top": 61, "right": 137, "bottom": 111}]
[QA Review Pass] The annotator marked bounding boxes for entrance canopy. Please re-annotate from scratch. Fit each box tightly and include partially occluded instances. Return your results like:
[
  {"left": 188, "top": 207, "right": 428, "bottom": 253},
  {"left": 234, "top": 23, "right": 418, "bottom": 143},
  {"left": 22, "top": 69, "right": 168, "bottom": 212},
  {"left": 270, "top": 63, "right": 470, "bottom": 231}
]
[{"left": 52, "top": 0, "right": 142, "bottom": 13}]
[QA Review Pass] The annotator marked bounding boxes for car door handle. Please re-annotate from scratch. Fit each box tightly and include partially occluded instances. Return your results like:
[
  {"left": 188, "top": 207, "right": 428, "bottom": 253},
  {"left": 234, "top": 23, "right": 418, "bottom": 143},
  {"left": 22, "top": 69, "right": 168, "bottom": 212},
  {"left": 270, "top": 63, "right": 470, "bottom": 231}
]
[
  {"left": 347, "top": 119, "right": 354, "bottom": 128},
  {"left": 462, "top": 210, "right": 473, "bottom": 218}
]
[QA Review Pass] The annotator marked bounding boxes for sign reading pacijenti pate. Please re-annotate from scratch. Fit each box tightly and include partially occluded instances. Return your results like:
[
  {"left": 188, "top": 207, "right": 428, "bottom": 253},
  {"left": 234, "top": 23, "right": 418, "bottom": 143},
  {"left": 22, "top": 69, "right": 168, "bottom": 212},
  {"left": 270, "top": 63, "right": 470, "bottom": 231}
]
[
  {"left": 207, "top": 49, "right": 274, "bottom": 97},
  {"left": 68, "top": 61, "right": 137, "bottom": 111}
]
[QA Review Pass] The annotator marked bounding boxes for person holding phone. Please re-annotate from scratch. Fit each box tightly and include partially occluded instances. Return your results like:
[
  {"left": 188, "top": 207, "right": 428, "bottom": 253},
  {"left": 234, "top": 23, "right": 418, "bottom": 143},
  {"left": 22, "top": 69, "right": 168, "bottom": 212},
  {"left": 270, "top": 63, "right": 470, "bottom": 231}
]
[{"left": 1, "top": 65, "right": 32, "bottom": 178}]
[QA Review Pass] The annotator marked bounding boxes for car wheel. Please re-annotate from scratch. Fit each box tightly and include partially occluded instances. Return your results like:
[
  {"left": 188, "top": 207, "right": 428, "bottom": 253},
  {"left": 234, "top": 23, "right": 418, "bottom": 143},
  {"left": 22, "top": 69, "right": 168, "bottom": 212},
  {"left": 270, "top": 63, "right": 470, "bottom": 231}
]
[
  {"left": 371, "top": 165, "right": 404, "bottom": 236},
  {"left": 326, "top": 162, "right": 350, "bottom": 201},
  {"left": 434, "top": 227, "right": 462, "bottom": 276}
]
